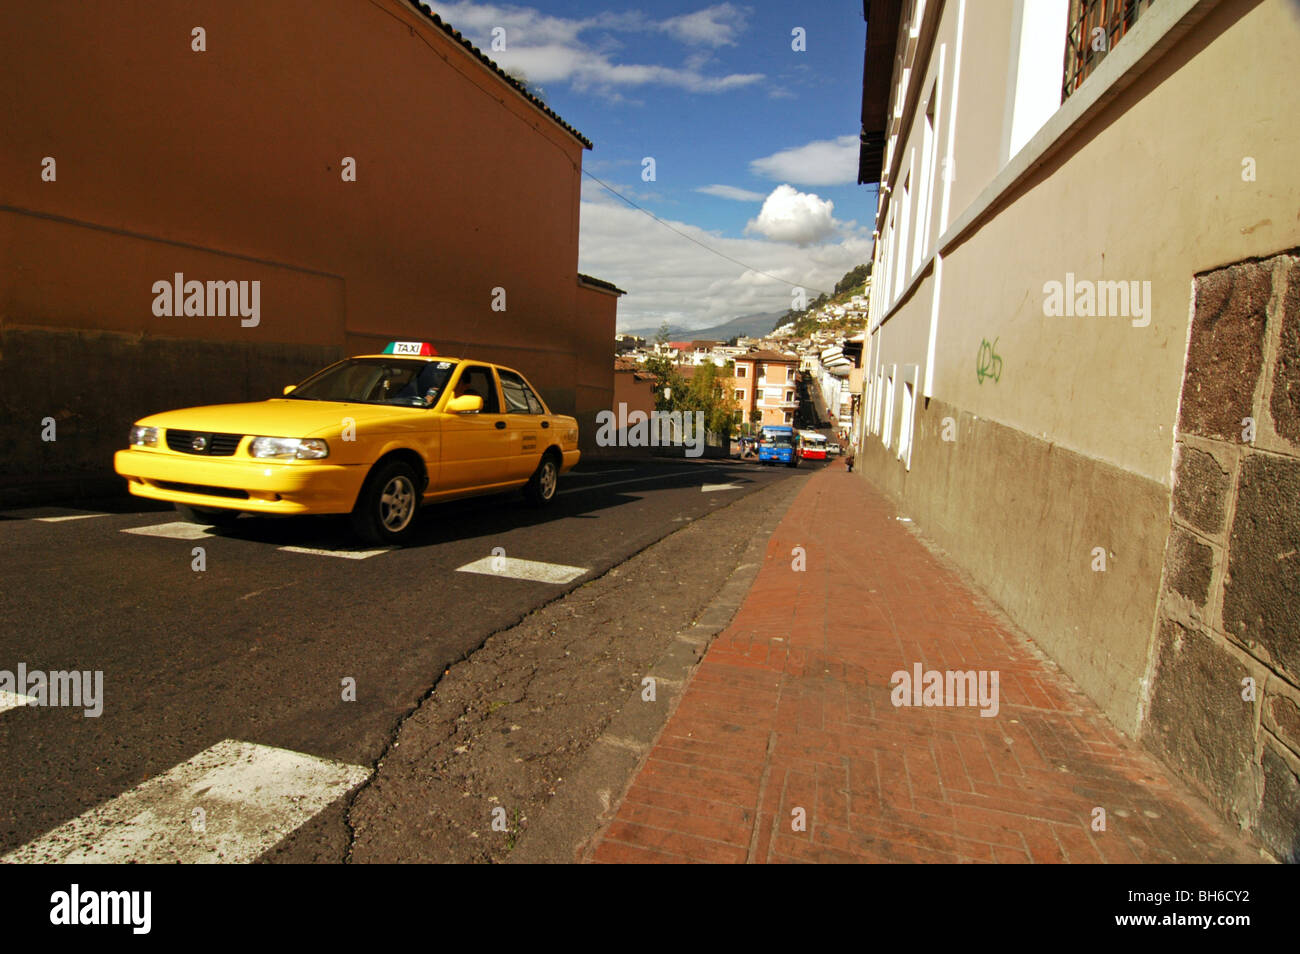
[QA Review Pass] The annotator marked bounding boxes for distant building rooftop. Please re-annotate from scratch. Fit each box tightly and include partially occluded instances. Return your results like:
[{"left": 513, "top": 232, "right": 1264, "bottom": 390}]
[
  {"left": 578, "top": 273, "right": 627, "bottom": 295},
  {"left": 614, "top": 356, "right": 656, "bottom": 381}
]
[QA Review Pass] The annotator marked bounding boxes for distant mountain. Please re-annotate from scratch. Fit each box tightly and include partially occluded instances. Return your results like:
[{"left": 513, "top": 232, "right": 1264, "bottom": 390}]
[{"left": 618, "top": 311, "right": 784, "bottom": 343}]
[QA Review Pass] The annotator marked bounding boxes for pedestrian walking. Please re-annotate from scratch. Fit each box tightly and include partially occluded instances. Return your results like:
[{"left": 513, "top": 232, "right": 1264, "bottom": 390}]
[{"left": 846, "top": 448, "right": 855, "bottom": 473}]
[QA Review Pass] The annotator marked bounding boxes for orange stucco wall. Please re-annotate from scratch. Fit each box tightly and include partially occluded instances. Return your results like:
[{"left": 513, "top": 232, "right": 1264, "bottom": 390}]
[
  {"left": 613, "top": 371, "right": 656, "bottom": 419},
  {"left": 0, "top": 0, "right": 616, "bottom": 495}
]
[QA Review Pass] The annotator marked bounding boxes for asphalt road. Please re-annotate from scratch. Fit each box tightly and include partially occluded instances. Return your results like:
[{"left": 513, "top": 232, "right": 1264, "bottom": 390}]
[{"left": 0, "top": 456, "right": 815, "bottom": 858}]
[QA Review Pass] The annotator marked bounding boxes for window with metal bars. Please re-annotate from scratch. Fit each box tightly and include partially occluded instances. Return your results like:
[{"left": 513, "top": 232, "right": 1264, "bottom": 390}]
[{"left": 1061, "top": 0, "right": 1156, "bottom": 101}]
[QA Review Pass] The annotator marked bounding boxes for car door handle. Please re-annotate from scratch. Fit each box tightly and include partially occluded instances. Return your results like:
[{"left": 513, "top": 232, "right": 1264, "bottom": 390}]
[
  {"left": 495, "top": 420, "right": 506, "bottom": 429},
  {"left": 541, "top": 421, "right": 550, "bottom": 428}
]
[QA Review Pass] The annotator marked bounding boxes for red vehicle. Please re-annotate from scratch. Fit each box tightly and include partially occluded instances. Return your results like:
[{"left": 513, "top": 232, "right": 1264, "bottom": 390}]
[{"left": 797, "top": 431, "right": 828, "bottom": 460}]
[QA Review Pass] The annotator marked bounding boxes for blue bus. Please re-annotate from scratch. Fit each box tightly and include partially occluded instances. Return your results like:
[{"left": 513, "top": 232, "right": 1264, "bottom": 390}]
[{"left": 758, "top": 425, "right": 798, "bottom": 467}]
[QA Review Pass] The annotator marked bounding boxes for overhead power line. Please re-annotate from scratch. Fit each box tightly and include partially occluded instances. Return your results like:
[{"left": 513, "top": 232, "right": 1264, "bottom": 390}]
[{"left": 581, "top": 170, "right": 833, "bottom": 298}]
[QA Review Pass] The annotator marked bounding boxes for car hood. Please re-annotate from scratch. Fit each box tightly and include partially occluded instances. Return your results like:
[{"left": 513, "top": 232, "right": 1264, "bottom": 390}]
[{"left": 137, "top": 399, "right": 417, "bottom": 437}]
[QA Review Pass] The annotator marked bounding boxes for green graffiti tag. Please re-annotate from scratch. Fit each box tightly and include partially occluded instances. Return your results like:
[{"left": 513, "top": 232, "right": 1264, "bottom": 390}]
[{"left": 976, "top": 337, "right": 1002, "bottom": 384}]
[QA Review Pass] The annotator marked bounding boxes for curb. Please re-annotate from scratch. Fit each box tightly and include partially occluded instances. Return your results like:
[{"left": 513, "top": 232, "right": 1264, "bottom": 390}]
[{"left": 506, "top": 480, "right": 796, "bottom": 864}]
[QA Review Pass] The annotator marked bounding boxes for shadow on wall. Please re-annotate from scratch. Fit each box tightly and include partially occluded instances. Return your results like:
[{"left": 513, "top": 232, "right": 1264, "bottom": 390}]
[{"left": 0, "top": 328, "right": 343, "bottom": 507}]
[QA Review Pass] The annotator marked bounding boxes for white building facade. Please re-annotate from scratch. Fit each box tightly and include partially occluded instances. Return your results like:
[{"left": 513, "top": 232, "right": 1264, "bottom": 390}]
[{"left": 856, "top": 0, "right": 1300, "bottom": 857}]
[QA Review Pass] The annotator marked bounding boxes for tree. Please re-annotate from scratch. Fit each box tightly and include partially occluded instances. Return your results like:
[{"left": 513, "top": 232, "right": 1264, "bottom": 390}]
[
  {"left": 681, "top": 361, "right": 738, "bottom": 436},
  {"left": 834, "top": 263, "right": 871, "bottom": 297},
  {"left": 642, "top": 350, "right": 684, "bottom": 413}
]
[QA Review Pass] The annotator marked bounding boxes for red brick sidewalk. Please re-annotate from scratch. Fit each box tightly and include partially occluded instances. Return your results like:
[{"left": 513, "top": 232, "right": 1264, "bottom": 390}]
[{"left": 587, "top": 462, "right": 1259, "bottom": 864}]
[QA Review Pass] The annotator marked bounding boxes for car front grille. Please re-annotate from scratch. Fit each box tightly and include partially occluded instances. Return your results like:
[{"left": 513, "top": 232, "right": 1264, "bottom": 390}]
[
  {"left": 165, "top": 430, "right": 244, "bottom": 456},
  {"left": 153, "top": 481, "right": 250, "bottom": 499}
]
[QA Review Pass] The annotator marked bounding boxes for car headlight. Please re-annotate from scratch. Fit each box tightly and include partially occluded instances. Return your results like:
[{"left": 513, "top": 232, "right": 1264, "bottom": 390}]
[
  {"left": 249, "top": 437, "right": 329, "bottom": 460},
  {"left": 129, "top": 425, "right": 160, "bottom": 447}
]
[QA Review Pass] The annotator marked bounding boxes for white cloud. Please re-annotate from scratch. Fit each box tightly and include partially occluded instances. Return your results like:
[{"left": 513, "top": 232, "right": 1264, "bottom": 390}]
[
  {"left": 495, "top": 44, "right": 586, "bottom": 85},
  {"left": 744, "top": 185, "right": 837, "bottom": 245},
  {"left": 696, "top": 184, "right": 766, "bottom": 201},
  {"left": 430, "top": 2, "right": 762, "bottom": 95},
  {"left": 750, "top": 135, "right": 859, "bottom": 187},
  {"left": 578, "top": 193, "right": 873, "bottom": 331},
  {"left": 658, "top": 4, "right": 749, "bottom": 47},
  {"left": 570, "top": 59, "right": 761, "bottom": 94}
]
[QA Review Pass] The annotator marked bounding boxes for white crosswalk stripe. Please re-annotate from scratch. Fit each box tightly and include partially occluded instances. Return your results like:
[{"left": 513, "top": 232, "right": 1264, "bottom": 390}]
[
  {"left": 121, "top": 521, "right": 215, "bottom": 540},
  {"left": 456, "top": 555, "right": 588, "bottom": 584},
  {"left": 557, "top": 468, "right": 723, "bottom": 496},
  {"left": 0, "top": 691, "right": 37, "bottom": 715},
  {"left": 1, "top": 740, "right": 369, "bottom": 864},
  {"left": 120, "top": 523, "right": 392, "bottom": 558},
  {"left": 278, "top": 546, "right": 391, "bottom": 560},
  {"left": 0, "top": 508, "right": 109, "bottom": 522}
]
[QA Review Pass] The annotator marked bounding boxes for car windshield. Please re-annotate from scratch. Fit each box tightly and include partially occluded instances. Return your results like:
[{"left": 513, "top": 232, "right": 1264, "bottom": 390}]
[{"left": 287, "top": 358, "right": 458, "bottom": 407}]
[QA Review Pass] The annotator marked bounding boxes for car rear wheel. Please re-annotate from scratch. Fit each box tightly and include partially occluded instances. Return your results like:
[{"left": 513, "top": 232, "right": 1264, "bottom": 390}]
[
  {"left": 174, "top": 503, "right": 241, "bottom": 530},
  {"left": 350, "top": 459, "right": 420, "bottom": 545},
  {"left": 523, "top": 453, "right": 559, "bottom": 507}
]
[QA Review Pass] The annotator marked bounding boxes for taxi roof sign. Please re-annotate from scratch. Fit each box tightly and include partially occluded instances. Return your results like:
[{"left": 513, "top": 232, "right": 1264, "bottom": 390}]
[{"left": 382, "top": 341, "right": 437, "bottom": 356}]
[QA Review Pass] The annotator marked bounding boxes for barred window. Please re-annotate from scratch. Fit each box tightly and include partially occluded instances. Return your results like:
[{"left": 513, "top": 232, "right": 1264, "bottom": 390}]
[{"left": 1061, "top": 0, "right": 1155, "bottom": 101}]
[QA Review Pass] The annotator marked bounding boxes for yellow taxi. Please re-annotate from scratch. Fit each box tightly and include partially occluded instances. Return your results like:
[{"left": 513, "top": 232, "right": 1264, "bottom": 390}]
[{"left": 114, "top": 342, "right": 581, "bottom": 544}]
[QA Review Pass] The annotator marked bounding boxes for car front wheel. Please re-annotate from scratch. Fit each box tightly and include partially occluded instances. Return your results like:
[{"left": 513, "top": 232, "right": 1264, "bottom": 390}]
[{"left": 350, "top": 459, "right": 420, "bottom": 545}]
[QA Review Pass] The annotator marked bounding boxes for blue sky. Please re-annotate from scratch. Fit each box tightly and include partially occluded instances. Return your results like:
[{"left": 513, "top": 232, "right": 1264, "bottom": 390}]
[{"left": 431, "top": 1, "right": 880, "bottom": 331}]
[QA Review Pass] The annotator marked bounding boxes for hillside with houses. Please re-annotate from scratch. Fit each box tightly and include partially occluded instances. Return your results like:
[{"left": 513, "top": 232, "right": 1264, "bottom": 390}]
[{"left": 613, "top": 264, "right": 871, "bottom": 443}]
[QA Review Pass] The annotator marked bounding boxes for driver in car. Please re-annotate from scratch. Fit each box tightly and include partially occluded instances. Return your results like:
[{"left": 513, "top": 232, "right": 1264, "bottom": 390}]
[{"left": 419, "top": 365, "right": 449, "bottom": 406}]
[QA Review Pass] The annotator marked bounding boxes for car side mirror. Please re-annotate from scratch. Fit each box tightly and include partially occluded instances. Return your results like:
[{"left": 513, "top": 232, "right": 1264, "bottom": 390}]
[
  {"left": 283, "top": 385, "right": 296, "bottom": 395},
  {"left": 446, "top": 394, "right": 484, "bottom": 414}
]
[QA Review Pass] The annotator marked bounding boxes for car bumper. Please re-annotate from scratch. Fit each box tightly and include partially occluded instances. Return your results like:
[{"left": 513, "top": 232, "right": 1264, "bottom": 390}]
[
  {"left": 114, "top": 448, "right": 365, "bottom": 514},
  {"left": 560, "top": 449, "right": 580, "bottom": 473}
]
